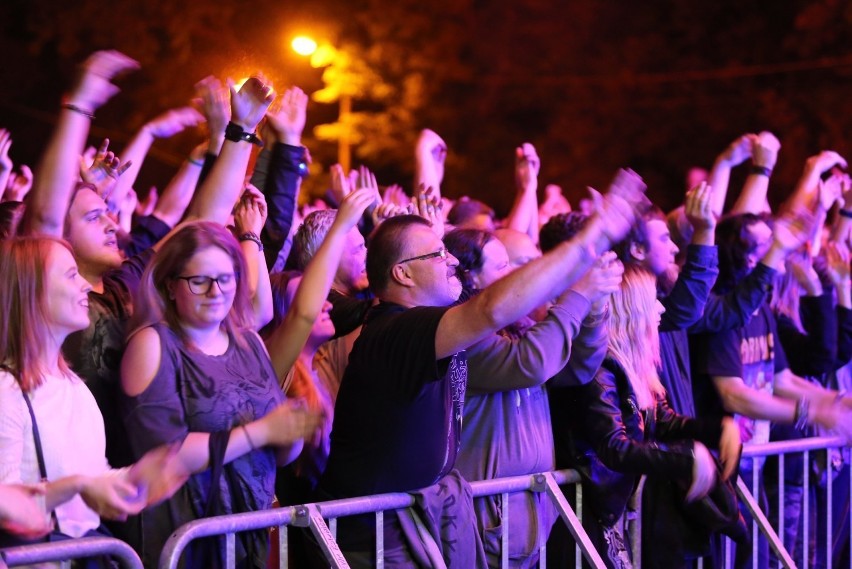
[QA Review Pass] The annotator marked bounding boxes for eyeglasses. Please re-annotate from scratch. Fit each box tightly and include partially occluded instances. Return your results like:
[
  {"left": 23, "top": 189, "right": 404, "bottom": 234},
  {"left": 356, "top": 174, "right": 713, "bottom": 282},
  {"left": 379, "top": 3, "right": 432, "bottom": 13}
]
[
  {"left": 397, "top": 247, "right": 448, "bottom": 264},
  {"left": 176, "top": 273, "right": 237, "bottom": 295}
]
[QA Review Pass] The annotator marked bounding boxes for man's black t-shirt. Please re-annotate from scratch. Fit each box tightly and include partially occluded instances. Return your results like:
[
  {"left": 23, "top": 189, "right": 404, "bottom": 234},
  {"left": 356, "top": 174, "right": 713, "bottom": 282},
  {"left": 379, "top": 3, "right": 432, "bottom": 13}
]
[{"left": 320, "top": 301, "right": 468, "bottom": 498}]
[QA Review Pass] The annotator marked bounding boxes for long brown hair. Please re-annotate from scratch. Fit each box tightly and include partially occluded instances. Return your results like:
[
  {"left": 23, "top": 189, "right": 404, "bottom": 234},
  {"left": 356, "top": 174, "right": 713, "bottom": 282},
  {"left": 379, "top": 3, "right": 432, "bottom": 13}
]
[
  {"left": 130, "top": 221, "right": 253, "bottom": 348},
  {"left": 0, "top": 237, "right": 75, "bottom": 392},
  {"left": 607, "top": 265, "right": 665, "bottom": 410}
]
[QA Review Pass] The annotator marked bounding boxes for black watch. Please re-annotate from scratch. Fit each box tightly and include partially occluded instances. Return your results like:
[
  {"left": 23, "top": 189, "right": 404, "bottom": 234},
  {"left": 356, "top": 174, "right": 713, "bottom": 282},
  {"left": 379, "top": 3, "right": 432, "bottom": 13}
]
[{"left": 224, "top": 122, "right": 264, "bottom": 147}]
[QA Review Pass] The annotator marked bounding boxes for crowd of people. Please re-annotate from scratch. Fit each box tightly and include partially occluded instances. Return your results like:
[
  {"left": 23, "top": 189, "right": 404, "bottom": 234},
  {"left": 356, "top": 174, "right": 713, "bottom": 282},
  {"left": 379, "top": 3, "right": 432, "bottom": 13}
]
[{"left": 1, "top": 49, "right": 852, "bottom": 569}]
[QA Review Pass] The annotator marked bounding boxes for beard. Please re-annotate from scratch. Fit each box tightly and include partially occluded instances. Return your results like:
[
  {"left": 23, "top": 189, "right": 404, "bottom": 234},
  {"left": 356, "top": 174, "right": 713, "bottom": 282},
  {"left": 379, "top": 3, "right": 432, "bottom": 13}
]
[{"left": 657, "top": 263, "right": 680, "bottom": 296}]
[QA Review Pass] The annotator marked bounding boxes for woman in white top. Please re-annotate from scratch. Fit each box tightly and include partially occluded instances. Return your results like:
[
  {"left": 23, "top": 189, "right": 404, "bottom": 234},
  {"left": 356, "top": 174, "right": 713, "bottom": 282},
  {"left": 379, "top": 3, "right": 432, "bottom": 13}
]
[{"left": 0, "top": 236, "right": 182, "bottom": 543}]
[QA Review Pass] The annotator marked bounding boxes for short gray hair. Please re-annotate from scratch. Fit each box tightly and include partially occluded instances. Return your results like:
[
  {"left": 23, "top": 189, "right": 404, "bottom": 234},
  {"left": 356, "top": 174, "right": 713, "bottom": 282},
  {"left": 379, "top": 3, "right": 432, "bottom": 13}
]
[{"left": 292, "top": 209, "right": 337, "bottom": 270}]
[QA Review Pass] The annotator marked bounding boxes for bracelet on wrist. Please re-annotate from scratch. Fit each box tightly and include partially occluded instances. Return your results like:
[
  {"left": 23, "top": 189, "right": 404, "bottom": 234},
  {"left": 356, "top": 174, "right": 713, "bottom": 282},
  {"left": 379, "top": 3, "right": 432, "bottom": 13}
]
[
  {"left": 839, "top": 209, "right": 852, "bottom": 219},
  {"left": 238, "top": 231, "right": 264, "bottom": 252},
  {"left": 749, "top": 165, "right": 773, "bottom": 178},
  {"left": 224, "top": 122, "right": 264, "bottom": 147},
  {"left": 62, "top": 103, "right": 95, "bottom": 120},
  {"left": 188, "top": 157, "right": 204, "bottom": 167}
]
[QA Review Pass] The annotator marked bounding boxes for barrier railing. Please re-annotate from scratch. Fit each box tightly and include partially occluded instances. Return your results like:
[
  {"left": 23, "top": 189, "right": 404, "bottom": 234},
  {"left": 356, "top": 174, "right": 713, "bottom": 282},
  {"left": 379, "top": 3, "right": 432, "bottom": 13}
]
[
  {"left": 160, "top": 468, "right": 606, "bottom": 569},
  {"left": 0, "top": 536, "right": 143, "bottom": 568},
  {"left": 737, "top": 435, "right": 849, "bottom": 569},
  {"left": 8, "top": 438, "right": 845, "bottom": 569}
]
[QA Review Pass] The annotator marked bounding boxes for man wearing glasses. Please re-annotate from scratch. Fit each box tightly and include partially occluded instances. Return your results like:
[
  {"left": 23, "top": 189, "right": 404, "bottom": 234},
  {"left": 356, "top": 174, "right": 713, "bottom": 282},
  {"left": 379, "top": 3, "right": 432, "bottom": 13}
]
[{"left": 312, "top": 170, "right": 648, "bottom": 567}]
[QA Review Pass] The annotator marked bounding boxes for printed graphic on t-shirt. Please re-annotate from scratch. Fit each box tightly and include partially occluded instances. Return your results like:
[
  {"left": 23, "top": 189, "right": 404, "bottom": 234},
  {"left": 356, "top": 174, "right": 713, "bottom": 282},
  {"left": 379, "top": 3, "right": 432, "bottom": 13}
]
[{"left": 739, "top": 332, "right": 774, "bottom": 445}]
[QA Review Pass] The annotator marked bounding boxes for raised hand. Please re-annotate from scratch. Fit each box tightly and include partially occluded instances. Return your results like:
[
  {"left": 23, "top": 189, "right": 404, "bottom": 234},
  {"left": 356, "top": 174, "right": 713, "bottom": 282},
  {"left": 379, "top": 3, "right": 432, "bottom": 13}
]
[
  {"left": 787, "top": 250, "right": 822, "bottom": 295},
  {"left": 773, "top": 207, "right": 814, "bottom": 253},
  {"left": 371, "top": 202, "right": 409, "bottom": 227},
  {"left": 752, "top": 131, "right": 781, "bottom": 170},
  {"left": 79, "top": 138, "right": 132, "bottom": 204},
  {"left": 805, "top": 150, "right": 847, "bottom": 180},
  {"left": 194, "top": 76, "right": 231, "bottom": 143},
  {"left": 4, "top": 165, "right": 33, "bottom": 202},
  {"left": 411, "top": 184, "right": 445, "bottom": 237},
  {"left": 334, "top": 186, "right": 376, "bottom": 232},
  {"left": 65, "top": 50, "right": 140, "bottom": 113},
  {"left": 356, "top": 164, "right": 381, "bottom": 204},
  {"left": 382, "top": 183, "right": 409, "bottom": 208},
  {"left": 233, "top": 183, "right": 268, "bottom": 236},
  {"left": 145, "top": 106, "right": 205, "bottom": 139},
  {"left": 683, "top": 181, "right": 716, "bottom": 233},
  {"left": 515, "top": 142, "right": 540, "bottom": 192},
  {"left": 328, "top": 163, "right": 352, "bottom": 206},
  {"left": 0, "top": 129, "right": 12, "bottom": 173},
  {"left": 597, "top": 168, "right": 648, "bottom": 244},
  {"left": 718, "top": 133, "right": 755, "bottom": 167},
  {"left": 228, "top": 75, "right": 275, "bottom": 132},
  {"left": 570, "top": 251, "right": 624, "bottom": 305},
  {"left": 265, "top": 87, "right": 308, "bottom": 146}
]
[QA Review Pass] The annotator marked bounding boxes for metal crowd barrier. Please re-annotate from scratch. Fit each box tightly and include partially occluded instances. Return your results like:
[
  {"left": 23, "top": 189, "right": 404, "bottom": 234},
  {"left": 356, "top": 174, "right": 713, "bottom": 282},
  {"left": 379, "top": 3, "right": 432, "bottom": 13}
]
[
  {"left": 0, "top": 536, "right": 143, "bottom": 568},
  {"left": 736, "top": 435, "right": 849, "bottom": 569},
  {"left": 160, "top": 468, "right": 606, "bottom": 569}
]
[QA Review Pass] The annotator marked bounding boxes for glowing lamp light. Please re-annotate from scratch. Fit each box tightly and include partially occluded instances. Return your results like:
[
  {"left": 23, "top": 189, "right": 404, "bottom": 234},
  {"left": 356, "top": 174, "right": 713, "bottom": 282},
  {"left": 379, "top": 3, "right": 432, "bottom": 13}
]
[{"left": 291, "top": 36, "right": 318, "bottom": 57}]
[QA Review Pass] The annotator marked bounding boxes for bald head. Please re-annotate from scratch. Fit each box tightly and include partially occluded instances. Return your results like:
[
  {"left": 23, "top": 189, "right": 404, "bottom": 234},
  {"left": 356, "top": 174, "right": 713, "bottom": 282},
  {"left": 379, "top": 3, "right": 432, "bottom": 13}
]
[{"left": 493, "top": 228, "right": 540, "bottom": 270}]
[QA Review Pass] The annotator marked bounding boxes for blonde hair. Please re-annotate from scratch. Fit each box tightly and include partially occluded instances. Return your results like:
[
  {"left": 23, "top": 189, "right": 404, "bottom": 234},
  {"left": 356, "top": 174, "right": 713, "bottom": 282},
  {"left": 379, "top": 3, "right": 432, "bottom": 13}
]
[
  {"left": 607, "top": 266, "right": 666, "bottom": 410},
  {"left": 0, "top": 237, "right": 75, "bottom": 392}
]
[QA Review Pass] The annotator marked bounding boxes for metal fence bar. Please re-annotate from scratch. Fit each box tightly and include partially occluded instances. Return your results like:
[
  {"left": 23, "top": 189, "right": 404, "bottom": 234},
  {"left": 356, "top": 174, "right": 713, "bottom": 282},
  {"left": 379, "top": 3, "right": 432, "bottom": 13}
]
[
  {"left": 1, "top": 537, "right": 143, "bottom": 569},
  {"left": 803, "top": 449, "right": 810, "bottom": 568},
  {"left": 302, "top": 503, "right": 350, "bottom": 569},
  {"left": 752, "top": 456, "right": 759, "bottom": 568},
  {"left": 501, "top": 492, "right": 509, "bottom": 569},
  {"left": 827, "top": 448, "right": 833, "bottom": 569},
  {"left": 736, "top": 477, "right": 795, "bottom": 569},
  {"left": 375, "top": 510, "right": 384, "bottom": 569},
  {"left": 777, "top": 452, "right": 784, "bottom": 569},
  {"left": 541, "top": 472, "right": 607, "bottom": 569},
  {"left": 575, "top": 483, "right": 583, "bottom": 569}
]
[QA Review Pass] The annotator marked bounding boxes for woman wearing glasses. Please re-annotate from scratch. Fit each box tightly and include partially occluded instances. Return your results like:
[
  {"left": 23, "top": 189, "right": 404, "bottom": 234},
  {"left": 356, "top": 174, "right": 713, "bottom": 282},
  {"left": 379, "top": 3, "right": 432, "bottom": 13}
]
[{"left": 119, "top": 188, "right": 374, "bottom": 568}]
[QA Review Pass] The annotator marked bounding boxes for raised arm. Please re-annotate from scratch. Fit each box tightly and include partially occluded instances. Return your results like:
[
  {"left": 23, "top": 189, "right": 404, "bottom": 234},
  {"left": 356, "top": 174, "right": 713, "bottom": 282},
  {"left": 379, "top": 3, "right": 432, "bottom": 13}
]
[
  {"left": 504, "top": 142, "right": 541, "bottom": 243},
  {"left": 109, "top": 106, "right": 205, "bottom": 212},
  {"left": 436, "top": 169, "right": 646, "bottom": 358},
  {"left": 233, "top": 184, "right": 273, "bottom": 329},
  {"left": 707, "top": 134, "right": 754, "bottom": 217},
  {"left": 21, "top": 50, "right": 139, "bottom": 236},
  {"left": 415, "top": 129, "right": 447, "bottom": 198},
  {"left": 251, "top": 87, "right": 309, "bottom": 265},
  {"left": 729, "top": 131, "right": 779, "bottom": 216},
  {"left": 264, "top": 187, "right": 375, "bottom": 378},
  {"left": 183, "top": 76, "right": 273, "bottom": 225}
]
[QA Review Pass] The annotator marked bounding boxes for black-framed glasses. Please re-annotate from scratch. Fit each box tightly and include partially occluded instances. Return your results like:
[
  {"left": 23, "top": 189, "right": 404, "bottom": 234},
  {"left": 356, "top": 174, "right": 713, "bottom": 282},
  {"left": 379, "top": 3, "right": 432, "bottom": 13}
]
[
  {"left": 176, "top": 273, "right": 237, "bottom": 295},
  {"left": 397, "top": 247, "right": 448, "bottom": 265}
]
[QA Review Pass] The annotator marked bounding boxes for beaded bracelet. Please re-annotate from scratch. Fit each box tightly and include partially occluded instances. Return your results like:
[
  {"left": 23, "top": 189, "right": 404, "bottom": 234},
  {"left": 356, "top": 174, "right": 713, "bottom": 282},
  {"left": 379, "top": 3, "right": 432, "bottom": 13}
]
[{"left": 238, "top": 231, "right": 264, "bottom": 252}]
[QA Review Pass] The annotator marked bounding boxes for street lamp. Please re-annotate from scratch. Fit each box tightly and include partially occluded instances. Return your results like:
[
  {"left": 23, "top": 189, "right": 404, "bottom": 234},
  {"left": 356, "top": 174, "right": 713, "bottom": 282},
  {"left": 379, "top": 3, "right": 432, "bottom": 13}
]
[{"left": 291, "top": 35, "right": 352, "bottom": 173}]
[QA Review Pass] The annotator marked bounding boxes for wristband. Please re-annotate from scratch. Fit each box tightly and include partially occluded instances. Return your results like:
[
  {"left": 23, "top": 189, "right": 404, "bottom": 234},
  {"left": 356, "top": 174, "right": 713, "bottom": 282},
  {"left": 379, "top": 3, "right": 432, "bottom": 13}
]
[
  {"left": 62, "top": 103, "right": 95, "bottom": 120},
  {"left": 749, "top": 165, "right": 772, "bottom": 178},
  {"left": 238, "top": 231, "right": 264, "bottom": 252},
  {"left": 839, "top": 209, "right": 852, "bottom": 219},
  {"left": 224, "top": 122, "right": 264, "bottom": 147}
]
